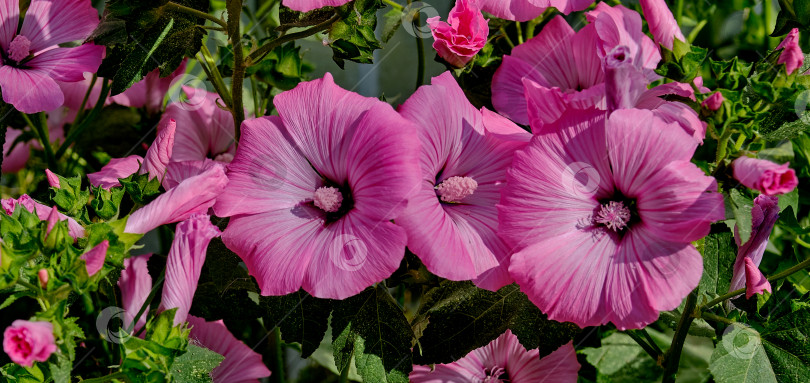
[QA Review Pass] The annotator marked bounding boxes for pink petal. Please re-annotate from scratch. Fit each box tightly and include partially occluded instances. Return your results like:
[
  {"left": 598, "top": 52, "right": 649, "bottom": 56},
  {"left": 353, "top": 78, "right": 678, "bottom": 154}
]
[
  {"left": 702, "top": 92, "right": 724, "bottom": 111},
  {"left": 187, "top": 316, "right": 271, "bottom": 382},
  {"left": 80, "top": 240, "right": 108, "bottom": 276},
  {"left": 478, "top": 0, "right": 544, "bottom": 21},
  {"left": 166, "top": 87, "right": 235, "bottom": 163},
  {"left": 588, "top": 3, "right": 661, "bottom": 70},
  {"left": 776, "top": 28, "right": 804, "bottom": 74},
  {"left": 0, "top": 66, "right": 64, "bottom": 113},
  {"left": 44, "top": 207, "right": 59, "bottom": 237},
  {"left": 0, "top": 0, "right": 19, "bottom": 53},
  {"left": 32, "top": 202, "right": 85, "bottom": 239},
  {"left": 733, "top": 157, "right": 799, "bottom": 196},
  {"left": 639, "top": 0, "right": 686, "bottom": 50},
  {"left": 160, "top": 214, "right": 220, "bottom": 325},
  {"left": 26, "top": 44, "right": 104, "bottom": 82},
  {"left": 744, "top": 257, "right": 772, "bottom": 299},
  {"left": 281, "top": 0, "right": 351, "bottom": 12},
  {"left": 480, "top": 107, "right": 531, "bottom": 142},
  {"left": 164, "top": 159, "right": 220, "bottom": 190},
  {"left": 649, "top": 101, "right": 706, "bottom": 143},
  {"left": 119, "top": 254, "right": 153, "bottom": 332},
  {"left": 140, "top": 118, "right": 176, "bottom": 180},
  {"left": 112, "top": 61, "right": 187, "bottom": 114},
  {"left": 2, "top": 128, "right": 31, "bottom": 174},
  {"left": 125, "top": 164, "right": 228, "bottom": 234},
  {"left": 491, "top": 55, "right": 546, "bottom": 125},
  {"left": 730, "top": 195, "right": 780, "bottom": 293},
  {"left": 19, "top": 0, "right": 100, "bottom": 52},
  {"left": 87, "top": 155, "right": 144, "bottom": 189},
  {"left": 606, "top": 109, "right": 697, "bottom": 197},
  {"left": 524, "top": 341, "right": 580, "bottom": 382},
  {"left": 45, "top": 169, "right": 60, "bottom": 188}
]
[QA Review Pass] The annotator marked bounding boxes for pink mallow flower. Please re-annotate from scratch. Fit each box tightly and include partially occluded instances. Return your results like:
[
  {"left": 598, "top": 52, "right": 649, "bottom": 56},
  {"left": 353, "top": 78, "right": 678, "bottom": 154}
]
[
  {"left": 0, "top": 0, "right": 104, "bottom": 113},
  {"left": 397, "top": 72, "right": 530, "bottom": 290},
  {"left": 187, "top": 316, "right": 271, "bottom": 382},
  {"left": 776, "top": 28, "right": 804, "bottom": 75},
  {"left": 410, "top": 330, "right": 579, "bottom": 382},
  {"left": 639, "top": 0, "right": 686, "bottom": 50},
  {"left": 478, "top": 0, "right": 592, "bottom": 21},
  {"left": 213, "top": 73, "right": 421, "bottom": 299},
  {"left": 499, "top": 108, "right": 724, "bottom": 329},
  {"left": 427, "top": 0, "right": 488, "bottom": 68},
  {"left": 281, "top": 0, "right": 350, "bottom": 12},
  {"left": 733, "top": 157, "right": 798, "bottom": 196},
  {"left": 160, "top": 214, "right": 221, "bottom": 325},
  {"left": 3, "top": 320, "right": 57, "bottom": 367},
  {"left": 730, "top": 195, "right": 779, "bottom": 298}
]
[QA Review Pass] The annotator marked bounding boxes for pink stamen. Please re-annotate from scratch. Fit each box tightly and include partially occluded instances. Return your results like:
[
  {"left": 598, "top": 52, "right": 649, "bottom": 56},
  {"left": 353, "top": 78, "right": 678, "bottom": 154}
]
[
  {"left": 436, "top": 176, "right": 478, "bottom": 203},
  {"left": 313, "top": 186, "right": 343, "bottom": 213},
  {"left": 595, "top": 201, "right": 631, "bottom": 231},
  {"left": 8, "top": 35, "right": 31, "bottom": 63}
]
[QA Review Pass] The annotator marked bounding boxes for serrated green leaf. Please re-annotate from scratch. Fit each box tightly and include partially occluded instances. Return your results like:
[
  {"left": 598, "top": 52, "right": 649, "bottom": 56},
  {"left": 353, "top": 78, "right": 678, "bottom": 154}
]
[
  {"left": 699, "top": 232, "right": 738, "bottom": 299},
  {"left": 260, "top": 289, "right": 330, "bottom": 358},
  {"left": 582, "top": 333, "right": 663, "bottom": 382},
  {"left": 328, "top": 0, "right": 383, "bottom": 67},
  {"left": 171, "top": 344, "right": 224, "bottom": 383},
  {"left": 710, "top": 324, "right": 777, "bottom": 383},
  {"left": 47, "top": 354, "right": 71, "bottom": 383},
  {"left": 119, "top": 172, "right": 162, "bottom": 205},
  {"left": 91, "top": 186, "right": 126, "bottom": 221},
  {"left": 779, "top": 188, "right": 799, "bottom": 219},
  {"left": 382, "top": 8, "right": 403, "bottom": 43},
  {"left": 331, "top": 285, "right": 413, "bottom": 383}
]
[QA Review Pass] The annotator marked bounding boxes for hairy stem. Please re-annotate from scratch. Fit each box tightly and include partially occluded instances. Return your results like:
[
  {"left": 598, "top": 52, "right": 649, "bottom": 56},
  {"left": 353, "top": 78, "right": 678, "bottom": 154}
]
[
  {"left": 663, "top": 290, "right": 697, "bottom": 383},
  {"left": 626, "top": 330, "right": 663, "bottom": 364},
  {"left": 227, "top": 0, "right": 245, "bottom": 143},
  {"left": 246, "top": 13, "right": 340, "bottom": 64},
  {"left": 165, "top": 1, "right": 227, "bottom": 29}
]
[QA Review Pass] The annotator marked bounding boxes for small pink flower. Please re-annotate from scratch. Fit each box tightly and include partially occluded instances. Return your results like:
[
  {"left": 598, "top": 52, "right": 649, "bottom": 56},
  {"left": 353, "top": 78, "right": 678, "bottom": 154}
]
[
  {"left": 427, "top": 0, "right": 488, "bottom": 68},
  {"left": 702, "top": 92, "right": 724, "bottom": 111},
  {"left": 44, "top": 169, "right": 60, "bottom": 188},
  {"left": 693, "top": 77, "right": 711, "bottom": 93},
  {"left": 3, "top": 320, "right": 57, "bottom": 367},
  {"left": 730, "top": 195, "right": 779, "bottom": 298},
  {"left": 733, "top": 157, "right": 798, "bottom": 196},
  {"left": 744, "top": 257, "right": 772, "bottom": 298},
  {"left": 410, "top": 330, "right": 579, "bottom": 382},
  {"left": 37, "top": 269, "right": 48, "bottom": 288},
  {"left": 81, "top": 240, "right": 109, "bottom": 277},
  {"left": 281, "top": 0, "right": 350, "bottom": 12},
  {"left": 0, "top": 0, "right": 104, "bottom": 113},
  {"left": 639, "top": 0, "right": 686, "bottom": 50},
  {"left": 776, "top": 28, "right": 804, "bottom": 75}
]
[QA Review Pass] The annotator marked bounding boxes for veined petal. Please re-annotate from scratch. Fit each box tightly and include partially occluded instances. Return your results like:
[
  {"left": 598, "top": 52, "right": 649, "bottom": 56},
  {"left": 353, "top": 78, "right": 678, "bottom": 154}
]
[
  {"left": 187, "top": 316, "right": 271, "bottom": 383},
  {"left": 19, "top": 0, "right": 99, "bottom": 52},
  {"left": 0, "top": 66, "right": 63, "bottom": 113}
]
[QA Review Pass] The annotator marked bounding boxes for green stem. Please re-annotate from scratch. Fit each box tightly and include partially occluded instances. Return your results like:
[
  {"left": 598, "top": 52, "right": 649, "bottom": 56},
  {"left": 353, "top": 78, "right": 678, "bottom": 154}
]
[
  {"left": 499, "top": 26, "right": 515, "bottom": 48},
  {"left": 339, "top": 354, "right": 352, "bottom": 383},
  {"left": 55, "top": 81, "right": 111, "bottom": 160},
  {"left": 414, "top": 21, "right": 426, "bottom": 90},
  {"left": 227, "top": 0, "right": 246, "bottom": 143},
  {"left": 715, "top": 127, "right": 736, "bottom": 163},
  {"left": 246, "top": 13, "right": 340, "bottom": 64},
  {"left": 198, "top": 45, "right": 232, "bottom": 107},
  {"left": 626, "top": 330, "right": 663, "bottom": 363},
  {"left": 129, "top": 273, "right": 165, "bottom": 336},
  {"left": 515, "top": 21, "right": 524, "bottom": 45},
  {"left": 701, "top": 312, "right": 736, "bottom": 325},
  {"left": 382, "top": 0, "right": 403, "bottom": 9},
  {"left": 25, "top": 113, "right": 56, "bottom": 169},
  {"left": 78, "top": 371, "right": 130, "bottom": 383},
  {"left": 165, "top": 1, "right": 227, "bottom": 29},
  {"left": 269, "top": 327, "right": 285, "bottom": 383},
  {"left": 662, "top": 290, "right": 697, "bottom": 383},
  {"left": 0, "top": 125, "right": 6, "bottom": 172},
  {"left": 640, "top": 328, "right": 664, "bottom": 355},
  {"left": 676, "top": 0, "right": 684, "bottom": 26},
  {"left": 703, "top": 256, "right": 810, "bottom": 309},
  {"left": 763, "top": 0, "right": 773, "bottom": 50},
  {"left": 73, "top": 74, "right": 98, "bottom": 124}
]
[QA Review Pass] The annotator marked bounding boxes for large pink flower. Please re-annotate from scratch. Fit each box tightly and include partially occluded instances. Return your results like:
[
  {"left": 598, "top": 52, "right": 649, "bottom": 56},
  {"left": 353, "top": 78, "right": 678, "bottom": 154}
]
[
  {"left": 410, "top": 330, "right": 579, "bottom": 382},
  {"left": 187, "top": 316, "right": 271, "bottom": 383},
  {"left": 160, "top": 214, "right": 221, "bottom": 325},
  {"left": 729, "top": 195, "right": 779, "bottom": 298},
  {"left": 0, "top": 0, "right": 104, "bottom": 113},
  {"left": 427, "top": 0, "right": 488, "bottom": 68},
  {"left": 492, "top": 3, "right": 661, "bottom": 125},
  {"left": 3, "top": 320, "right": 57, "bottom": 367},
  {"left": 281, "top": 0, "right": 349, "bottom": 12},
  {"left": 397, "top": 72, "right": 529, "bottom": 290},
  {"left": 478, "top": 0, "right": 593, "bottom": 21},
  {"left": 214, "top": 73, "right": 421, "bottom": 299},
  {"left": 499, "top": 108, "right": 724, "bottom": 329},
  {"left": 732, "top": 157, "right": 798, "bottom": 196}
]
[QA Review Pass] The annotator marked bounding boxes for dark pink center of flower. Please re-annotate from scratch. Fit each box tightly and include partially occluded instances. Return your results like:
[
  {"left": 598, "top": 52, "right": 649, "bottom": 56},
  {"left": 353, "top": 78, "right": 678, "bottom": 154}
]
[
  {"left": 8, "top": 35, "right": 32, "bottom": 63},
  {"left": 483, "top": 366, "right": 508, "bottom": 382},
  {"left": 436, "top": 176, "right": 478, "bottom": 203},
  {"left": 595, "top": 201, "right": 631, "bottom": 231},
  {"left": 11, "top": 332, "right": 32, "bottom": 357},
  {"left": 313, "top": 186, "right": 343, "bottom": 213}
]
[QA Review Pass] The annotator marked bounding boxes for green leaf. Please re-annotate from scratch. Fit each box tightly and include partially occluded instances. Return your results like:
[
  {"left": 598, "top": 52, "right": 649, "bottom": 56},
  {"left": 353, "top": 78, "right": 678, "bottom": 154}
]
[
  {"left": 260, "top": 289, "right": 331, "bottom": 358},
  {"left": 327, "top": 0, "right": 383, "bottom": 68},
  {"left": 698, "top": 232, "right": 738, "bottom": 299},
  {"left": 331, "top": 285, "right": 413, "bottom": 383},
  {"left": 411, "top": 281, "right": 578, "bottom": 364},
  {"left": 171, "top": 344, "right": 224, "bottom": 383},
  {"left": 47, "top": 354, "right": 71, "bottom": 383},
  {"left": 655, "top": 44, "right": 709, "bottom": 82},
  {"left": 381, "top": 8, "right": 403, "bottom": 43},
  {"left": 582, "top": 333, "right": 663, "bottom": 382},
  {"left": 51, "top": 174, "right": 90, "bottom": 218},
  {"left": 119, "top": 172, "right": 162, "bottom": 205},
  {"left": 710, "top": 324, "right": 777, "bottom": 383},
  {"left": 96, "top": 0, "right": 208, "bottom": 95},
  {"left": 761, "top": 118, "right": 810, "bottom": 141},
  {"left": 730, "top": 189, "right": 754, "bottom": 244},
  {"left": 0, "top": 363, "right": 45, "bottom": 383},
  {"left": 779, "top": 188, "right": 799, "bottom": 219},
  {"left": 91, "top": 186, "right": 126, "bottom": 221}
]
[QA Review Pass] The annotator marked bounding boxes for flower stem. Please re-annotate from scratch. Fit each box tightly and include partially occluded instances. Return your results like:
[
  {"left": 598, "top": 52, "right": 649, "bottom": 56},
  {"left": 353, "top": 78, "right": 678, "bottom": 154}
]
[
  {"left": 165, "top": 1, "right": 227, "bottom": 29},
  {"left": 78, "top": 371, "right": 130, "bottom": 383},
  {"left": 382, "top": 0, "right": 403, "bottom": 10},
  {"left": 662, "top": 290, "right": 697, "bottom": 383},
  {"left": 227, "top": 0, "right": 246, "bottom": 143},
  {"left": 626, "top": 330, "right": 663, "bottom": 363},
  {"left": 246, "top": 13, "right": 340, "bottom": 64},
  {"left": 702, "top": 256, "right": 810, "bottom": 309},
  {"left": 73, "top": 74, "right": 98, "bottom": 124},
  {"left": 515, "top": 22, "right": 524, "bottom": 45},
  {"left": 24, "top": 112, "right": 56, "bottom": 169},
  {"left": 55, "top": 80, "right": 111, "bottom": 160},
  {"left": 499, "top": 26, "right": 515, "bottom": 48},
  {"left": 701, "top": 312, "right": 736, "bottom": 325}
]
